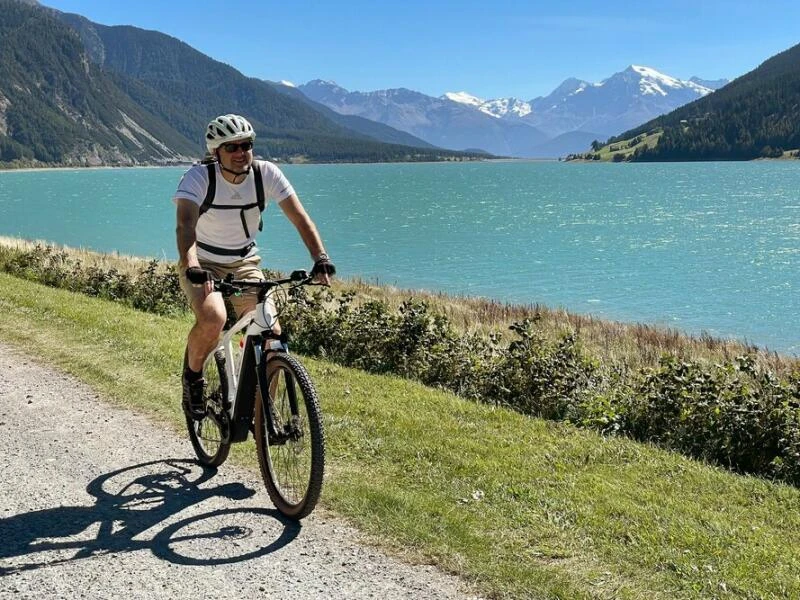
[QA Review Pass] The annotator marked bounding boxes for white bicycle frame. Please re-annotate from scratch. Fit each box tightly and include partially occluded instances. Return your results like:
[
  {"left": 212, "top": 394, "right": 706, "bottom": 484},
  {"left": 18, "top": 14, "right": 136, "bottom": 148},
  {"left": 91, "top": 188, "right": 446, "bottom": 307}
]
[{"left": 204, "top": 291, "right": 280, "bottom": 410}]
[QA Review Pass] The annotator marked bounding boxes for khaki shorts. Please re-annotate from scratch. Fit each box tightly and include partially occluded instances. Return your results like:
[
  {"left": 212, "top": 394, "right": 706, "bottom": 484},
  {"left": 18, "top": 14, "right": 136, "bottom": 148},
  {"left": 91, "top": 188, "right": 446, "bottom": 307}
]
[{"left": 179, "top": 255, "right": 266, "bottom": 322}]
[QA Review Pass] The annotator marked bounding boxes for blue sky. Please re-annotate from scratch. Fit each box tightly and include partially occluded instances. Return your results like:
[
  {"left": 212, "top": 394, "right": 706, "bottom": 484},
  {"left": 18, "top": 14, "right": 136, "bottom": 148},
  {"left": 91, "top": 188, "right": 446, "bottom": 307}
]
[{"left": 41, "top": 0, "right": 800, "bottom": 100}]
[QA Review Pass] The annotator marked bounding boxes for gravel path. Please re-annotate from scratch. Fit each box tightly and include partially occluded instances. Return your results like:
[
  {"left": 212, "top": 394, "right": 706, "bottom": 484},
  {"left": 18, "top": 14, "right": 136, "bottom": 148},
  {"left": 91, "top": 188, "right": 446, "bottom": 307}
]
[{"left": 0, "top": 343, "right": 483, "bottom": 600}]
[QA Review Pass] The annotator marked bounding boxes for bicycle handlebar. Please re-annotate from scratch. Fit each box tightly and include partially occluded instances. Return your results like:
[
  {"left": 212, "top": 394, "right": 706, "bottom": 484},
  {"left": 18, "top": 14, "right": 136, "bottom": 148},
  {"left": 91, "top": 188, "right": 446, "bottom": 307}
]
[{"left": 213, "top": 269, "right": 313, "bottom": 297}]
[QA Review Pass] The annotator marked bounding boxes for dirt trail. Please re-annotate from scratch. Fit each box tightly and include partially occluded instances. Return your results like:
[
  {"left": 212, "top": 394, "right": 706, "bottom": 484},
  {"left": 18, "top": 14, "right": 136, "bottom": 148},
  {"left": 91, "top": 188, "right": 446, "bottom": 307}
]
[{"left": 0, "top": 342, "right": 482, "bottom": 599}]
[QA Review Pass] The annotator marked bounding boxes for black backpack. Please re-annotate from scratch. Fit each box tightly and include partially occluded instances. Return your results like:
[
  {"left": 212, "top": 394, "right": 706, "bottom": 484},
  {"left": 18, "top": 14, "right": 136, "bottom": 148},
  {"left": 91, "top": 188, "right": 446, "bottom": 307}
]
[{"left": 195, "top": 162, "right": 265, "bottom": 258}]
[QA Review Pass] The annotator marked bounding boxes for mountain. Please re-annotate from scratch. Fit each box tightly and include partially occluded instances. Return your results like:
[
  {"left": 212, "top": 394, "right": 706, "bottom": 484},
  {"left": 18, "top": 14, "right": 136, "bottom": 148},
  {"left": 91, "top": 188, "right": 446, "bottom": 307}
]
[
  {"left": 53, "top": 11, "right": 481, "bottom": 163},
  {"left": 267, "top": 81, "right": 437, "bottom": 149},
  {"left": 0, "top": 0, "right": 196, "bottom": 165},
  {"left": 537, "top": 66, "right": 715, "bottom": 136},
  {"left": 298, "top": 81, "right": 549, "bottom": 158},
  {"left": 612, "top": 44, "right": 800, "bottom": 161},
  {"left": 442, "top": 92, "right": 532, "bottom": 120},
  {"left": 450, "top": 66, "right": 722, "bottom": 140},
  {"left": 689, "top": 76, "right": 729, "bottom": 90},
  {"left": 302, "top": 66, "right": 724, "bottom": 158},
  {"left": 1, "top": 0, "right": 744, "bottom": 164},
  {"left": 0, "top": 0, "right": 480, "bottom": 166}
]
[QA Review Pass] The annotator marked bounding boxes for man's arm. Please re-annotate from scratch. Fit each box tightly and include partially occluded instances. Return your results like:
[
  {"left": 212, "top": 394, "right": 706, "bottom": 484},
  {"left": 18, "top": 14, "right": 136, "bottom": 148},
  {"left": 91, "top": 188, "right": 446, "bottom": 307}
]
[
  {"left": 278, "top": 194, "right": 332, "bottom": 284},
  {"left": 176, "top": 198, "right": 214, "bottom": 294},
  {"left": 176, "top": 198, "right": 201, "bottom": 269}
]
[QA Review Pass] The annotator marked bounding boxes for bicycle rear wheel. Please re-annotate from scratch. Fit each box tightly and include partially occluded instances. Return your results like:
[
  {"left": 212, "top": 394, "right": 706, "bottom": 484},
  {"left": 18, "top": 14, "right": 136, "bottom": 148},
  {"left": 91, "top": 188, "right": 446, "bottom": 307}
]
[
  {"left": 254, "top": 353, "right": 325, "bottom": 519},
  {"left": 186, "top": 349, "right": 232, "bottom": 467}
]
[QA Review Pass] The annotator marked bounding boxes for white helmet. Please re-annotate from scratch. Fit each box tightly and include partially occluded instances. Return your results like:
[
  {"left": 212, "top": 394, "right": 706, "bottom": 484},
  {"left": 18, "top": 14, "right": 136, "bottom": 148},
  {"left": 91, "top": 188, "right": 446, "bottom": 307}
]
[{"left": 205, "top": 114, "right": 255, "bottom": 153}]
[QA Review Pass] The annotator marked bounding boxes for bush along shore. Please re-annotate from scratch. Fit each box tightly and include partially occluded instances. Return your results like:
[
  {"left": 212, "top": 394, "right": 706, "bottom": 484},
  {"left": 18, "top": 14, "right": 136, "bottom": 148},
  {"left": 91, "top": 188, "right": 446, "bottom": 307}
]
[{"left": 1, "top": 239, "right": 798, "bottom": 486}]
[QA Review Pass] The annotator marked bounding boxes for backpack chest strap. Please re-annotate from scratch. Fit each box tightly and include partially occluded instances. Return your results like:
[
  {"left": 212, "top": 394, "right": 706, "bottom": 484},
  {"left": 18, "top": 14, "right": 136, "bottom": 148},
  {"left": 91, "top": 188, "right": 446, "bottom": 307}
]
[
  {"left": 196, "top": 240, "right": 256, "bottom": 258},
  {"left": 199, "top": 162, "right": 265, "bottom": 216}
]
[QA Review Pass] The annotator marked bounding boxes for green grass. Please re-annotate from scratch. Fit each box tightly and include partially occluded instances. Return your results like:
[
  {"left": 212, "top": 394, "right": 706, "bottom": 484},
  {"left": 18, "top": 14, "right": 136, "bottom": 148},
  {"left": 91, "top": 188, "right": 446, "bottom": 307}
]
[
  {"left": 586, "top": 131, "right": 663, "bottom": 162},
  {"left": 572, "top": 133, "right": 800, "bottom": 164},
  {"left": 1, "top": 270, "right": 798, "bottom": 599}
]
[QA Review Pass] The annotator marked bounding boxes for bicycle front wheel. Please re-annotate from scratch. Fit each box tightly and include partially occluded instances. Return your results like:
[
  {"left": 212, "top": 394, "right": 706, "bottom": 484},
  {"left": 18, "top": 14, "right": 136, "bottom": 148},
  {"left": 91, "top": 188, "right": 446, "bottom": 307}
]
[
  {"left": 186, "top": 349, "right": 232, "bottom": 467},
  {"left": 254, "top": 353, "right": 325, "bottom": 519}
]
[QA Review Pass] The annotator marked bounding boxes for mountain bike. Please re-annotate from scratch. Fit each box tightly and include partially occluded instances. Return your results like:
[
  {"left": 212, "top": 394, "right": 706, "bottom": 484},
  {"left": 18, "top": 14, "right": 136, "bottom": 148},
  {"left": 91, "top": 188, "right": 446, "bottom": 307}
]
[{"left": 185, "top": 270, "right": 324, "bottom": 520}]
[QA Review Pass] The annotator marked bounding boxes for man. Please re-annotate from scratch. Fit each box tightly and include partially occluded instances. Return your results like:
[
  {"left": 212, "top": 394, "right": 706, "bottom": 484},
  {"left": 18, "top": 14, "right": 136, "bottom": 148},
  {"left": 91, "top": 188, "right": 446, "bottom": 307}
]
[{"left": 174, "top": 113, "right": 335, "bottom": 419}]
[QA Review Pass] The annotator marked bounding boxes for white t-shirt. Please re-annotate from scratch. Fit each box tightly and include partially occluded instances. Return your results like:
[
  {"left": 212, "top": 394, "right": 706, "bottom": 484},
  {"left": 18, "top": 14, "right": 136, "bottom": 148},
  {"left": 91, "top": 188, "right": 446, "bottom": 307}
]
[{"left": 173, "top": 160, "right": 295, "bottom": 263}]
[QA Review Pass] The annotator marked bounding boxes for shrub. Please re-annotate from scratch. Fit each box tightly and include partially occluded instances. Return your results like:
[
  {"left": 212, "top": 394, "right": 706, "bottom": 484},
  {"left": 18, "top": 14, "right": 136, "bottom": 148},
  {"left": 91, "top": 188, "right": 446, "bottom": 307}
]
[
  {"left": 487, "top": 317, "right": 598, "bottom": 419},
  {"left": 129, "top": 261, "right": 186, "bottom": 315},
  {"left": 624, "top": 354, "right": 800, "bottom": 483},
  {"left": 0, "top": 243, "right": 184, "bottom": 316},
  {"left": 2, "top": 242, "right": 799, "bottom": 485}
]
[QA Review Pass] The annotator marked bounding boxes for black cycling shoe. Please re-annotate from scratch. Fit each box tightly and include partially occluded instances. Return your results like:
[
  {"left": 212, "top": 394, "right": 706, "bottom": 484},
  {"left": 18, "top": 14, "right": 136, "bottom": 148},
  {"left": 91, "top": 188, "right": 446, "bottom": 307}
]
[{"left": 182, "top": 376, "right": 206, "bottom": 420}]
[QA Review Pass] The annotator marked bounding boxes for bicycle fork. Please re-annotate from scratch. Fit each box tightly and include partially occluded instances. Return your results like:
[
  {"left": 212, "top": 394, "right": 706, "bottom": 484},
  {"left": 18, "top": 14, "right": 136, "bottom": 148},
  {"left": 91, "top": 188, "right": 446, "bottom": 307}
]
[{"left": 254, "top": 338, "right": 302, "bottom": 446}]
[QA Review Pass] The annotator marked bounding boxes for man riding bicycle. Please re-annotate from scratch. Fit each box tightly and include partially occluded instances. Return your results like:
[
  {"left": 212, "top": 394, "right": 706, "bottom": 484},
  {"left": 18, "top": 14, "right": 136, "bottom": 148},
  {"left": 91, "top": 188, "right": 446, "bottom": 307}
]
[{"left": 174, "top": 113, "right": 335, "bottom": 420}]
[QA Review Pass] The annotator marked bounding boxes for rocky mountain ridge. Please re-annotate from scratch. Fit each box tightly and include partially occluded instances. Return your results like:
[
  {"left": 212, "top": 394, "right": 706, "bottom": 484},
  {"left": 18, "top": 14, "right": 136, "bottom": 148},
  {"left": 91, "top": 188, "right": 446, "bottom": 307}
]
[{"left": 299, "top": 66, "right": 727, "bottom": 157}]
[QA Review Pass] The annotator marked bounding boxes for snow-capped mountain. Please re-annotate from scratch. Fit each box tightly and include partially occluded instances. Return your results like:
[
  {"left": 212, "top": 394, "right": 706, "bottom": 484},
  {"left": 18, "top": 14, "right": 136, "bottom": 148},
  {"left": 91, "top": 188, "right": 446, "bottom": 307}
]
[
  {"left": 298, "top": 81, "right": 549, "bottom": 157},
  {"left": 689, "top": 76, "right": 729, "bottom": 90},
  {"left": 625, "top": 65, "right": 714, "bottom": 96},
  {"left": 443, "top": 92, "right": 532, "bottom": 119},
  {"left": 442, "top": 91, "right": 484, "bottom": 108},
  {"left": 529, "top": 65, "right": 723, "bottom": 138},
  {"left": 447, "top": 66, "right": 723, "bottom": 139},
  {"left": 299, "top": 66, "right": 728, "bottom": 158}
]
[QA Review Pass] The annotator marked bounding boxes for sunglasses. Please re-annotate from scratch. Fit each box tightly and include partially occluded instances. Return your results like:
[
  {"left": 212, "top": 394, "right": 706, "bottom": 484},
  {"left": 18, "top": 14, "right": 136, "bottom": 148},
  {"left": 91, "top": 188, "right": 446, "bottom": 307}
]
[{"left": 221, "top": 140, "right": 254, "bottom": 153}]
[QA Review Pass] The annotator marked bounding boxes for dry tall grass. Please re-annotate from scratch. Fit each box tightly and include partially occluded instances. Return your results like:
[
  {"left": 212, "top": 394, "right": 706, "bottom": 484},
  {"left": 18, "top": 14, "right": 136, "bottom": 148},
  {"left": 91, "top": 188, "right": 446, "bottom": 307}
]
[
  {"left": 345, "top": 275, "right": 797, "bottom": 374},
  {"left": 0, "top": 235, "right": 155, "bottom": 277},
  {"left": 2, "top": 236, "right": 796, "bottom": 374}
]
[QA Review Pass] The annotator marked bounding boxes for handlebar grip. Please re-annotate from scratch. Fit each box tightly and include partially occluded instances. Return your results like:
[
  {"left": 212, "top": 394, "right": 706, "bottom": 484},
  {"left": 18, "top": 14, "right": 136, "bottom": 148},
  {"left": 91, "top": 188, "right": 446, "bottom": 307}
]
[{"left": 290, "top": 269, "right": 309, "bottom": 282}]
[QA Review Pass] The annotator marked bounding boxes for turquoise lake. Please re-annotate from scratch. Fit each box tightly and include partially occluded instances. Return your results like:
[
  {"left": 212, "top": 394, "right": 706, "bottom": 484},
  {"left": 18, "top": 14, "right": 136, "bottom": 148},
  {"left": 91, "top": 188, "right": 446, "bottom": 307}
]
[{"left": 1, "top": 160, "right": 798, "bottom": 355}]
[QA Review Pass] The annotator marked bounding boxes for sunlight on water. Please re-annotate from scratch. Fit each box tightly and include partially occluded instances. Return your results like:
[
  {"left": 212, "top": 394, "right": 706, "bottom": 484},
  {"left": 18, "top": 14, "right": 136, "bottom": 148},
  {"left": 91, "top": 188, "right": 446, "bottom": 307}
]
[{"left": 1, "top": 161, "right": 799, "bottom": 354}]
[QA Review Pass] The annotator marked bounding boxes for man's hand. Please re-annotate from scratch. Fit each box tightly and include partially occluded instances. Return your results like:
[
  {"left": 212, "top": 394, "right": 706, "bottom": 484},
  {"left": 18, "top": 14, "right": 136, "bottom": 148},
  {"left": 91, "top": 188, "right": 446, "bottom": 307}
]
[
  {"left": 311, "top": 254, "right": 336, "bottom": 286},
  {"left": 186, "top": 266, "right": 212, "bottom": 285},
  {"left": 186, "top": 266, "right": 214, "bottom": 296}
]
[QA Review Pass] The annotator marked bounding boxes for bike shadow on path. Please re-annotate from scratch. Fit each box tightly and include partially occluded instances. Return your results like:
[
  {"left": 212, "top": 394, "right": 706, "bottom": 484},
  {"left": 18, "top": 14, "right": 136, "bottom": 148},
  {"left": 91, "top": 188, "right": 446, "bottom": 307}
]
[{"left": 0, "top": 458, "right": 301, "bottom": 575}]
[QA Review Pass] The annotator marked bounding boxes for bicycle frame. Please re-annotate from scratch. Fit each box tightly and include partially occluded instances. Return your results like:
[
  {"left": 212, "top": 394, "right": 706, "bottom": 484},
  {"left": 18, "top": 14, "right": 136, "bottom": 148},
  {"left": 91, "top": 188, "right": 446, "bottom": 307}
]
[{"left": 204, "top": 294, "right": 283, "bottom": 443}]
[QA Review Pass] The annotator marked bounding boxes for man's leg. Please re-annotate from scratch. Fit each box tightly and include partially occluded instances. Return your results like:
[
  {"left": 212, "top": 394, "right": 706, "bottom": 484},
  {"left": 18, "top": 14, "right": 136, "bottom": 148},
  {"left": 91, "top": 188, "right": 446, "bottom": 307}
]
[
  {"left": 186, "top": 290, "right": 227, "bottom": 371},
  {"left": 226, "top": 256, "right": 265, "bottom": 325},
  {"left": 179, "top": 269, "right": 227, "bottom": 418}
]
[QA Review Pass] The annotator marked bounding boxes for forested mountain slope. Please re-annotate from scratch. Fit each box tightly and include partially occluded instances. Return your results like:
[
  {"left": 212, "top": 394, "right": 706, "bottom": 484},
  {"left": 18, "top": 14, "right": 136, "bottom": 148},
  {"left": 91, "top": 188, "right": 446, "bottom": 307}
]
[
  {"left": 0, "top": 0, "right": 195, "bottom": 165},
  {"left": 614, "top": 42, "right": 800, "bottom": 161},
  {"left": 0, "top": 0, "right": 478, "bottom": 166}
]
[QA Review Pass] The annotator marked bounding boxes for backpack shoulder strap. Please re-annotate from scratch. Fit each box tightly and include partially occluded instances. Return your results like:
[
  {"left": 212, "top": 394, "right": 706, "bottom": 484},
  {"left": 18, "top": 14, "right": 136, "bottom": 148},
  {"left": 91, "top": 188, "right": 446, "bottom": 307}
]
[
  {"left": 253, "top": 162, "right": 265, "bottom": 212},
  {"left": 252, "top": 162, "right": 266, "bottom": 232},
  {"left": 199, "top": 162, "right": 216, "bottom": 215}
]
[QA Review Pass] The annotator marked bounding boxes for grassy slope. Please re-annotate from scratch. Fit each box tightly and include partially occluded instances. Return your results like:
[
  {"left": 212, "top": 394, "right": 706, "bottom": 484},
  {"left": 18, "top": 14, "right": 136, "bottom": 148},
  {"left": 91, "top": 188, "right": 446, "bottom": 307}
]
[
  {"left": 597, "top": 131, "right": 663, "bottom": 160},
  {"left": 575, "top": 130, "right": 800, "bottom": 163},
  {"left": 0, "top": 271, "right": 798, "bottom": 599}
]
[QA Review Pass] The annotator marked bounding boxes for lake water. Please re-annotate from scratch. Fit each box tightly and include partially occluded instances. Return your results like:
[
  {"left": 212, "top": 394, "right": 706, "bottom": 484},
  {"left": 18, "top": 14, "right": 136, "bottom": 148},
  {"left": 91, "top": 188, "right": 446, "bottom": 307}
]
[{"left": 1, "top": 160, "right": 799, "bottom": 355}]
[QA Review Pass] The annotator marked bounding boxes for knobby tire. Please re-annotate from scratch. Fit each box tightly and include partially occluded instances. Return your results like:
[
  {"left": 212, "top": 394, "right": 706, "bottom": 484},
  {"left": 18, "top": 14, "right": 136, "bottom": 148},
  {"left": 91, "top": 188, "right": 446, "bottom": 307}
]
[
  {"left": 186, "top": 350, "right": 232, "bottom": 467},
  {"left": 254, "top": 352, "right": 325, "bottom": 519}
]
